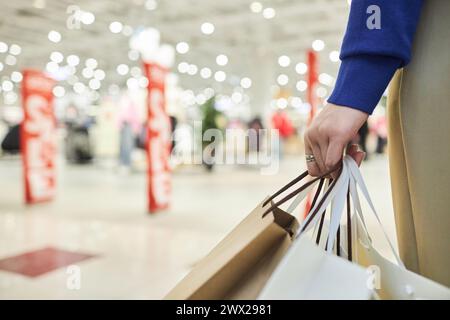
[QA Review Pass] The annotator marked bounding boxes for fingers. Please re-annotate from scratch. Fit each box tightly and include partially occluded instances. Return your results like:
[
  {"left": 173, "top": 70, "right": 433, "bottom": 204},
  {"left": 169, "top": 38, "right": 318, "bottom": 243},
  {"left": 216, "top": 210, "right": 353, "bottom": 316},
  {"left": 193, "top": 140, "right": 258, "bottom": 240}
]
[
  {"left": 304, "top": 138, "right": 321, "bottom": 176},
  {"left": 325, "top": 139, "right": 345, "bottom": 171},
  {"left": 346, "top": 144, "right": 366, "bottom": 167},
  {"left": 325, "top": 139, "right": 345, "bottom": 179},
  {"left": 304, "top": 135, "right": 327, "bottom": 177}
]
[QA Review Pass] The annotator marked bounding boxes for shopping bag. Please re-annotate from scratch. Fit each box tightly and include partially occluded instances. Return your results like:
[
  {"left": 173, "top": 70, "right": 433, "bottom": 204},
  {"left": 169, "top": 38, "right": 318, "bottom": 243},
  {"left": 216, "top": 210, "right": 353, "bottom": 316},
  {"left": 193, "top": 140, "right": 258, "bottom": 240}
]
[
  {"left": 259, "top": 162, "right": 373, "bottom": 300},
  {"left": 165, "top": 171, "right": 323, "bottom": 300},
  {"left": 258, "top": 234, "right": 372, "bottom": 299},
  {"left": 345, "top": 158, "right": 450, "bottom": 300}
]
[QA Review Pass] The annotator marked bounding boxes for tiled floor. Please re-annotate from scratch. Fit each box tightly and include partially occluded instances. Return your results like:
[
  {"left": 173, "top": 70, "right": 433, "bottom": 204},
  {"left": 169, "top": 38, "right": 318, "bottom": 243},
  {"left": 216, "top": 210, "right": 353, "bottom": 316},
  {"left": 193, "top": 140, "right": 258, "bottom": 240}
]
[{"left": 0, "top": 154, "right": 397, "bottom": 299}]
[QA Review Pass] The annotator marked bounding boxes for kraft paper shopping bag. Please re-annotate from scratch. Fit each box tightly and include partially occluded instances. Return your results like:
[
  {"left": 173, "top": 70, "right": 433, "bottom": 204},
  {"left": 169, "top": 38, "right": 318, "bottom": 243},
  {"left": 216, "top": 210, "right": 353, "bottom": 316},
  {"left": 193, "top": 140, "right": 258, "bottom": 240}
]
[{"left": 164, "top": 198, "right": 299, "bottom": 299}]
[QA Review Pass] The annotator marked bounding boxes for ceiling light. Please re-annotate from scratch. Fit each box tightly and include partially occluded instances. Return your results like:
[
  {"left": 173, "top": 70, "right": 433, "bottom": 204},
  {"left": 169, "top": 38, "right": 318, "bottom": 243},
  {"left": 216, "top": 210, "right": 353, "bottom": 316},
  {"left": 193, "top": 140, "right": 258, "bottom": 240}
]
[
  {"left": 53, "top": 86, "right": 65, "bottom": 97},
  {"left": 296, "top": 80, "right": 307, "bottom": 92},
  {"left": 277, "top": 74, "right": 289, "bottom": 86},
  {"left": 81, "top": 12, "right": 95, "bottom": 25},
  {"left": 9, "top": 44, "right": 21, "bottom": 55},
  {"left": 0, "top": 42, "right": 7, "bottom": 53},
  {"left": 2, "top": 80, "right": 13, "bottom": 92},
  {"left": 329, "top": 50, "right": 340, "bottom": 62},
  {"left": 216, "top": 54, "right": 228, "bottom": 66},
  {"left": 85, "top": 58, "right": 98, "bottom": 69},
  {"left": 176, "top": 42, "right": 189, "bottom": 54},
  {"left": 187, "top": 64, "right": 198, "bottom": 75},
  {"left": 89, "top": 79, "right": 101, "bottom": 90},
  {"left": 295, "top": 62, "right": 308, "bottom": 75},
  {"left": 0, "top": 62, "right": 3, "bottom": 72},
  {"left": 250, "top": 2, "right": 263, "bottom": 13},
  {"left": 109, "top": 21, "right": 123, "bottom": 34},
  {"left": 116, "top": 64, "right": 129, "bottom": 75},
  {"left": 11, "top": 71, "right": 23, "bottom": 83},
  {"left": 214, "top": 71, "right": 226, "bottom": 82},
  {"left": 240, "top": 77, "right": 252, "bottom": 89},
  {"left": 278, "top": 55, "right": 290, "bottom": 67},
  {"left": 201, "top": 22, "right": 215, "bottom": 35},
  {"left": 200, "top": 67, "right": 212, "bottom": 79},
  {"left": 82, "top": 68, "right": 94, "bottom": 79},
  {"left": 312, "top": 39, "right": 325, "bottom": 51},
  {"left": 67, "top": 54, "right": 80, "bottom": 66},
  {"left": 263, "top": 8, "right": 276, "bottom": 19},
  {"left": 94, "top": 69, "right": 106, "bottom": 81},
  {"left": 177, "top": 62, "right": 189, "bottom": 74},
  {"left": 48, "top": 30, "right": 61, "bottom": 43},
  {"left": 50, "top": 51, "right": 64, "bottom": 63}
]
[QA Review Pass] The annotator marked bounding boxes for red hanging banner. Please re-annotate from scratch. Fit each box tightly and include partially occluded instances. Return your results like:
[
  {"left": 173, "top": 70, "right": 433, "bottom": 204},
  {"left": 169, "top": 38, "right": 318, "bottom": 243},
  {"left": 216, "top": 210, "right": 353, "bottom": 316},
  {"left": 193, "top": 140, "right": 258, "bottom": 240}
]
[
  {"left": 143, "top": 62, "right": 171, "bottom": 213},
  {"left": 303, "top": 50, "right": 319, "bottom": 218},
  {"left": 306, "top": 50, "right": 318, "bottom": 125},
  {"left": 20, "top": 69, "right": 56, "bottom": 204}
]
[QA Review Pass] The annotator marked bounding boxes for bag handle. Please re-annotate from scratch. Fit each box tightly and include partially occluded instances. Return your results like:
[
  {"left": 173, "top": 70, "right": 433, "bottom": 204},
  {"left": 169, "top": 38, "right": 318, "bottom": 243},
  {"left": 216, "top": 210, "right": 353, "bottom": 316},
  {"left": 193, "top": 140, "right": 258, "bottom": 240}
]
[
  {"left": 344, "top": 156, "right": 405, "bottom": 267},
  {"left": 296, "top": 162, "right": 348, "bottom": 238},
  {"left": 262, "top": 166, "right": 340, "bottom": 218},
  {"left": 315, "top": 180, "right": 353, "bottom": 261}
]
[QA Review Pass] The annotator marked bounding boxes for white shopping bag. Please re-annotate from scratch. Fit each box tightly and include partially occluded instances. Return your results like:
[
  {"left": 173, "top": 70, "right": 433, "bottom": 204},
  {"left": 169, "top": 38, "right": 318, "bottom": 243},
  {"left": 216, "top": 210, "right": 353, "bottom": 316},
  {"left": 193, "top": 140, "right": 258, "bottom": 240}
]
[
  {"left": 258, "top": 234, "right": 372, "bottom": 300},
  {"left": 345, "top": 158, "right": 450, "bottom": 300}
]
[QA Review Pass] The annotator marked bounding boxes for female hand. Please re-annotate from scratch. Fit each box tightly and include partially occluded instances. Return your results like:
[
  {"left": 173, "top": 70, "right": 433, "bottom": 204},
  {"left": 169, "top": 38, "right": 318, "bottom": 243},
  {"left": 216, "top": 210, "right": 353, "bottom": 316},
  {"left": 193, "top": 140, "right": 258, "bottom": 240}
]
[{"left": 304, "top": 103, "right": 369, "bottom": 176}]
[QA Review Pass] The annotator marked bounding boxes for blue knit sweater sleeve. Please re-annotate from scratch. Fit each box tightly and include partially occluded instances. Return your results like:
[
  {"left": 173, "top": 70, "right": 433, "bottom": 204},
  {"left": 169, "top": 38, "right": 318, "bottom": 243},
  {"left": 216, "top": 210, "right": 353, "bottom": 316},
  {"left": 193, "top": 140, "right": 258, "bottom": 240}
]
[{"left": 328, "top": 0, "right": 423, "bottom": 114}]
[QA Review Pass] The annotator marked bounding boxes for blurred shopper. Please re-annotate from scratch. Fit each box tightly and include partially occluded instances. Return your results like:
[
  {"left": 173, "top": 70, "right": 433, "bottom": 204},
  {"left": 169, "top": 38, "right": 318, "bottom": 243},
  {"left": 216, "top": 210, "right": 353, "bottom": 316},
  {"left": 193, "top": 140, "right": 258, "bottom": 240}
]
[
  {"left": 304, "top": 0, "right": 449, "bottom": 286},
  {"left": 118, "top": 96, "right": 140, "bottom": 170},
  {"left": 271, "top": 110, "right": 294, "bottom": 159},
  {"left": 1, "top": 124, "right": 20, "bottom": 154},
  {"left": 373, "top": 115, "right": 387, "bottom": 154},
  {"left": 170, "top": 115, "right": 178, "bottom": 152},
  {"left": 248, "top": 116, "right": 264, "bottom": 153},
  {"left": 357, "top": 121, "right": 369, "bottom": 160}
]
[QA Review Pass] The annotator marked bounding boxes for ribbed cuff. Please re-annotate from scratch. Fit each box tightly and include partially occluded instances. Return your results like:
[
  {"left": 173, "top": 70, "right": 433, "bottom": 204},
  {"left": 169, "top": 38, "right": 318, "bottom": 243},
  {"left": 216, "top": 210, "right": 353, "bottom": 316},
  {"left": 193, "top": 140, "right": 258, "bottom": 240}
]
[{"left": 328, "top": 55, "right": 401, "bottom": 114}]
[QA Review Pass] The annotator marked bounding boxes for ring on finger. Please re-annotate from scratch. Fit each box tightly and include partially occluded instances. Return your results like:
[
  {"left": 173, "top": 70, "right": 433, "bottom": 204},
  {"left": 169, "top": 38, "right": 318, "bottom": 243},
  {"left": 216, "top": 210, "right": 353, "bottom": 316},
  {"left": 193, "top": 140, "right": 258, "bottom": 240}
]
[{"left": 305, "top": 154, "right": 316, "bottom": 163}]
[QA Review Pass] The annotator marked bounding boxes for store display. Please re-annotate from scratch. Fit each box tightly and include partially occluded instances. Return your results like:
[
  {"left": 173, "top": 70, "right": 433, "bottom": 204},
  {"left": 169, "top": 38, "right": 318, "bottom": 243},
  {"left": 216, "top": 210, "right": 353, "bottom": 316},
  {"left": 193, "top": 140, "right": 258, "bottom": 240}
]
[{"left": 20, "top": 69, "right": 56, "bottom": 204}]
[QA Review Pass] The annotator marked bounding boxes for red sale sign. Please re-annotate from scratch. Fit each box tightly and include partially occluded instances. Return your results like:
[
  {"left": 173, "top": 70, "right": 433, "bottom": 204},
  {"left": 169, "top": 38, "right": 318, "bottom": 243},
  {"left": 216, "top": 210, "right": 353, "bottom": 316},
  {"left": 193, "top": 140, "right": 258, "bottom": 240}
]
[
  {"left": 143, "top": 63, "right": 171, "bottom": 213},
  {"left": 20, "top": 69, "right": 57, "bottom": 204}
]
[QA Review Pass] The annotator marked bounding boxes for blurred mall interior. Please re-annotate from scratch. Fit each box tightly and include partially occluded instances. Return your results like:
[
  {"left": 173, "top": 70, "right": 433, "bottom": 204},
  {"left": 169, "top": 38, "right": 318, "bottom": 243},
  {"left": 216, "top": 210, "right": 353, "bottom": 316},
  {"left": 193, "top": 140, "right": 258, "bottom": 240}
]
[{"left": 0, "top": 0, "right": 398, "bottom": 299}]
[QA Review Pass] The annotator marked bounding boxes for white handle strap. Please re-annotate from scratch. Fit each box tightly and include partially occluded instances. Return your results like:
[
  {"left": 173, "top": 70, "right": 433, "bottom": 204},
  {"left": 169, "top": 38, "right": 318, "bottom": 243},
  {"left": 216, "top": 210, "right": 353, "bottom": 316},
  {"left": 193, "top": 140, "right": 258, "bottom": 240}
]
[
  {"left": 344, "top": 156, "right": 405, "bottom": 268},
  {"left": 326, "top": 171, "right": 349, "bottom": 253},
  {"left": 296, "top": 163, "right": 349, "bottom": 238}
]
